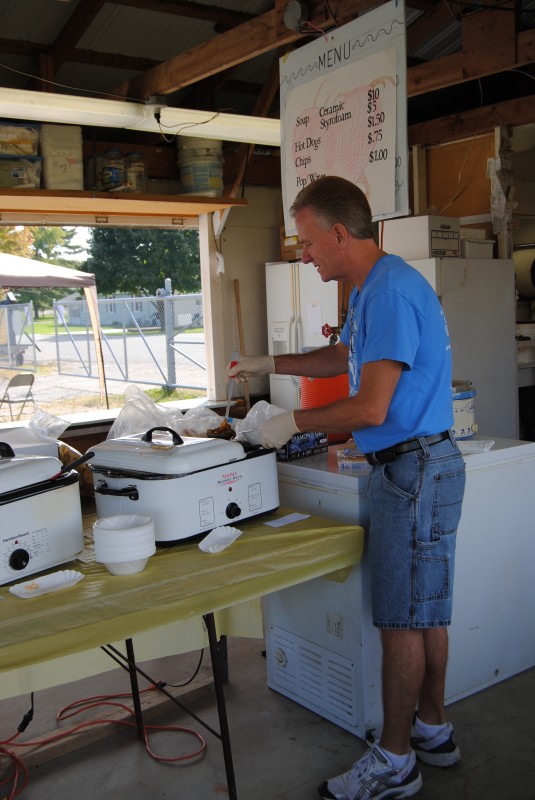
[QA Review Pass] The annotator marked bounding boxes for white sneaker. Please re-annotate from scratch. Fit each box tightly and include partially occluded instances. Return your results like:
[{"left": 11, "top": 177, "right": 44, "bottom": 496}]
[
  {"left": 410, "top": 721, "right": 461, "bottom": 767},
  {"left": 318, "top": 743, "right": 423, "bottom": 800}
]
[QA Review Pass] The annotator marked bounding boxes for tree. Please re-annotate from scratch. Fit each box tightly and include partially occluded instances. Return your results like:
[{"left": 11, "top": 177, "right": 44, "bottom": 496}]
[
  {"left": 85, "top": 228, "right": 200, "bottom": 296},
  {"left": 0, "top": 227, "right": 33, "bottom": 257},
  {"left": 31, "top": 226, "right": 85, "bottom": 262}
]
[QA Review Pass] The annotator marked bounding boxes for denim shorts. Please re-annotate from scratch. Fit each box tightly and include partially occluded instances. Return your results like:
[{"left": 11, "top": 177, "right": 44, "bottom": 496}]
[{"left": 366, "top": 433, "right": 466, "bottom": 629}]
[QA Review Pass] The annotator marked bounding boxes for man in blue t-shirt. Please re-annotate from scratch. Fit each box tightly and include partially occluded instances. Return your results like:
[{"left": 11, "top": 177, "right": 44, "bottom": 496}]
[{"left": 227, "top": 176, "right": 466, "bottom": 800}]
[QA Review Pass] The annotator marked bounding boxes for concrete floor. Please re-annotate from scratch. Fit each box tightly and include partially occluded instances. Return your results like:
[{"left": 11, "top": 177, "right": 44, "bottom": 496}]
[{"left": 1, "top": 637, "right": 534, "bottom": 800}]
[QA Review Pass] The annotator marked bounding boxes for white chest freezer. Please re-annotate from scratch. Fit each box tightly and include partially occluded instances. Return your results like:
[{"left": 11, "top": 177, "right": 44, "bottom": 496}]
[{"left": 264, "top": 440, "right": 535, "bottom": 739}]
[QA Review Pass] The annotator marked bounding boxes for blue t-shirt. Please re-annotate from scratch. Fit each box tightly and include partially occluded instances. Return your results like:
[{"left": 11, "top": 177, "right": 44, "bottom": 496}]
[{"left": 339, "top": 254, "right": 453, "bottom": 453}]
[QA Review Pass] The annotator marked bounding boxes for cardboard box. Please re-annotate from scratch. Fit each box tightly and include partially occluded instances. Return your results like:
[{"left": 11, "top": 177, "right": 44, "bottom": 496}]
[
  {"left": 40, "top": 123, "right": 84, "bottom": 190},
  {"left": 381, "top": 215, "right": 460, "bottom": 259},
  {"left": 276, "top": 431, "right": 328, "bottom": 462},
  {"left": 0, "top": 121, "right": 39, "bottom": 156},
  {"left": 280, "top": 226, "right": 303, "bottom": 262},
  {"left": 0, "top": 155, "right": 41, "bottom": 188},
  {"left": 460, "top": 238, "right": 494, "bottom": 258}
]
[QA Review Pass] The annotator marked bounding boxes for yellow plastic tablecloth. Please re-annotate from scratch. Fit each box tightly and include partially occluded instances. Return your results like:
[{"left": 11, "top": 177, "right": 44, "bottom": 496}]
[{"left": 0, "top": 508, "right": 364, "bottom": 677}]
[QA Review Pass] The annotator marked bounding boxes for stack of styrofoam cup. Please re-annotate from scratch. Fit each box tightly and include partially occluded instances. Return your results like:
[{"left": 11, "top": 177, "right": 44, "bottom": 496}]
[{"left": 93, "top": 514, "right": 156, "bottom": 575}]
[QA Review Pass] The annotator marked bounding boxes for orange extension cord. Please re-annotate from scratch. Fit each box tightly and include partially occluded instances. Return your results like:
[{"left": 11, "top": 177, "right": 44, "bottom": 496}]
[{"left": 0, "top": 687, "right": 206, "bottom": 799}]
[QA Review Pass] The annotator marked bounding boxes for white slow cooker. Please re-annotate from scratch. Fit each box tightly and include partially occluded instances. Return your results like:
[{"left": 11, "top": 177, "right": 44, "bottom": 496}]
[
  {"left": 86, "top": 427, "right": 280, "bottom": 544},
  {"left": 0, "top": 442, "right": 84, "bottom": 585}
]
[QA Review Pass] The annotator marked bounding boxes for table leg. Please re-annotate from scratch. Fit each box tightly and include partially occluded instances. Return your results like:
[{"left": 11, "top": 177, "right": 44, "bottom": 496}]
[
  {"left": 218, "top": 634, "right": 229, "bottom": 683},
  {"left": 125, "top": 638, "right": 145, "bottom": 742},
  {"left": 203, "top": 613, "right": 237, "bottom": 800}
]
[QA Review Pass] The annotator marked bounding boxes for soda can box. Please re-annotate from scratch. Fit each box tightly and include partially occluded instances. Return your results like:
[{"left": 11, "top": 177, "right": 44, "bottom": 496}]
[{"left": 276, "top": 431, "right": 328, "bottom": 462}]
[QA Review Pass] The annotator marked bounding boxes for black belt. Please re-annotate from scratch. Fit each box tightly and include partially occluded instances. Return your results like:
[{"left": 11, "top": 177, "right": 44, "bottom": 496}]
[{"left": 365, "top": 431, "right": 450, "bottom": 465}]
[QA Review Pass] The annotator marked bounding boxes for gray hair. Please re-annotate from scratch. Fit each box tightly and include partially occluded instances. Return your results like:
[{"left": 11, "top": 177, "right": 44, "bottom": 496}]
[{"left": 290, "top": 176, "right": 374, "bottom": 240}]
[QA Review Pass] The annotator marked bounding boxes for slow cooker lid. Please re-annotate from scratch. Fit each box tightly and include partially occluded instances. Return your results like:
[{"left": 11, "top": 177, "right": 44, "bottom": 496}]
[
  {"left": 0, "top": 449, "right": 62, "bottom": 493},
  {"left": 87, "top": 429, "right": 246, "bottom": 475}
]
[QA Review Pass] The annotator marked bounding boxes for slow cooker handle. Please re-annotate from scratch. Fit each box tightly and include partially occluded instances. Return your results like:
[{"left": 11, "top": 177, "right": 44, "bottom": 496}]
[
  {"left": 141, "top": 427, "right": 184, "bottom": 445},
  {"left": 0, "top": 442, "right": 16, "bottom": 459},
  {"left": 95, "top": 482, "right": 139, "bottom": 501}
]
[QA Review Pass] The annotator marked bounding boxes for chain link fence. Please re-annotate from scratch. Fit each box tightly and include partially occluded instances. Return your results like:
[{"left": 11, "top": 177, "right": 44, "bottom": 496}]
[
  {"left": 0, "top": 302, "right": 37, "bottom": 370},
  {"left": 54, "top": 294, "right": 207, "bottom": 391}
]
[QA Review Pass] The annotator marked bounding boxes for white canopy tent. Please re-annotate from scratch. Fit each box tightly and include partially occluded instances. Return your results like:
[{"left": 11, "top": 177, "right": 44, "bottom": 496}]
[{"left": 0, "top": 252, "right": 106, "bottom": 404}]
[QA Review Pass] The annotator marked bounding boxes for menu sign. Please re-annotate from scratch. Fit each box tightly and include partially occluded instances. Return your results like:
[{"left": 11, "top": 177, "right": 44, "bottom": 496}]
[{"left": 280, "top": 0, "right": 408, "bottom": 235}]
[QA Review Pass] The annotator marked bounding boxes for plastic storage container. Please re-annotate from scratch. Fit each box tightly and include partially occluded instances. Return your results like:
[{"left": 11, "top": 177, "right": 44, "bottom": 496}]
[
  {"left": 124, "top": 152, "right": 146, "bottom": 193},
  {"left": 177, "top": 137, "right": 223, "bottom": 195},
  {"left": 0, "top": 121, "right": 39, "bottom": 156},
  {"left": 0, "top": 156, "right": 41, "bottom": 188},
  {"left": 299, "top": 373, "right": 350, "bottom": 443},
  {"left": 101, "top": 150, "right": 125, "bottom": 191},
  {"left": 452, "top": 380, "right": 476, "bottom": 439}
]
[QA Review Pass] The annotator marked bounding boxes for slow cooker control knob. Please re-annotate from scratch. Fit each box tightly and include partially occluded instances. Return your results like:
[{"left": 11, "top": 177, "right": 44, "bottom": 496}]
[
  {"left": 10, "top": 548, "right": 30, "bottom": 571},
  {"left": 226, "top": 502, "right": 241, "bottom": 520}
]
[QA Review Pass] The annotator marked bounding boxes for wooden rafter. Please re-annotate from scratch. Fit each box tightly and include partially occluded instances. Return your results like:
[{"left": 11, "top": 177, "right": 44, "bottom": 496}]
[
  {"left": 409, "top": 94, "right": 535, "bottom": 146},
  {"left": 110, "top": 0, "right": 255, "bottom": 26}
]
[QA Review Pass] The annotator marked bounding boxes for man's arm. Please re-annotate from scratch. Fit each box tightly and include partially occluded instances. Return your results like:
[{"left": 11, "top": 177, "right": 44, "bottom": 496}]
[{"left": 293, "top": 359, "right": 403, "bottom": 434}]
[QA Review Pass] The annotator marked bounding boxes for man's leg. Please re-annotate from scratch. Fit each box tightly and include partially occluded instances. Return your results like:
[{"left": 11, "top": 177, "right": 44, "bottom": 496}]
[
  {"left": 417, "top": 627, "right": 449, "bottom": 724},
  {"left": 379, "top": 629, "right": 425, "bottom": 755}
]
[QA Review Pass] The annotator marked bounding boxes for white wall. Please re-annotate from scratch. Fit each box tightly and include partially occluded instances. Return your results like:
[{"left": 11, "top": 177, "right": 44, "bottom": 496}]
[{"left": 200, "top": 185, "right": 282, "bottom": 402}]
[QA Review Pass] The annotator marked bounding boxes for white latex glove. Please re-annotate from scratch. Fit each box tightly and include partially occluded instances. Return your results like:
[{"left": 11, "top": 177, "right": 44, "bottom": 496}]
[
  {"left": 258, "top": 411, "right": 300, "bottom": 449},
  {"left": 226, "top": 355, "right": 275, "bottom": 383}
]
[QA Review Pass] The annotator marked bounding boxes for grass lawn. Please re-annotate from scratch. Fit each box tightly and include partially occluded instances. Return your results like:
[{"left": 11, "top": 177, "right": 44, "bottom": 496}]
[
  {"left": 31, "top": 320, "right": 203, "bottom": 336},
  {"left": 32, "top": 319, "right": 84, "bottom": 335}
]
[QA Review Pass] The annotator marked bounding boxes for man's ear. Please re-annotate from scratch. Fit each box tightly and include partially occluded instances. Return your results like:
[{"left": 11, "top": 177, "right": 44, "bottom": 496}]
[{"left": 333, "top": 223, "right": 347, "bottom": 245}]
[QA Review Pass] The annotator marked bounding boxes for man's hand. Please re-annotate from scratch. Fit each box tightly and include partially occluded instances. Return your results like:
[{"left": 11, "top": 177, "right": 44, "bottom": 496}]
[
  {"left": 258, "top": 411, "right": 300, "bottom": 449},
  {"left": 226, "top": 355, "right": 275, "bottom": 383}
]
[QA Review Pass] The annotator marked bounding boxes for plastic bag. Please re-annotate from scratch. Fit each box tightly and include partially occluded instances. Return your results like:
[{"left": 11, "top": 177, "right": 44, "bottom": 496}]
[
  {"left": 106, "top": 385, "right": 225, "bottom": 440},
  {"left": 178, "top": 406, "right": 223, "bottom": 436},
  {"left": 107, "top": 385, "right": 177, "bottom": 440},
  {"left": 29, "top": 407, "right": 70, "bottom": 441},
  {"left": 234, "top": 400, "right": 287, "bottom": 444}
]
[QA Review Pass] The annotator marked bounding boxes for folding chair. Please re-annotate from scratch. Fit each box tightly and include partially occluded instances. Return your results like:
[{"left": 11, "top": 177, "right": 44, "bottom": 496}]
[{"left": 0, "top": 373, "right": 35, "bottom": 420}]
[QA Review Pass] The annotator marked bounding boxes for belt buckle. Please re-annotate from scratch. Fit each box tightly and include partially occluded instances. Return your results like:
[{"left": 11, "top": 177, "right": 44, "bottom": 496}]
[{"left": 367, "top": 450, "right": 397, "bottom": 465}]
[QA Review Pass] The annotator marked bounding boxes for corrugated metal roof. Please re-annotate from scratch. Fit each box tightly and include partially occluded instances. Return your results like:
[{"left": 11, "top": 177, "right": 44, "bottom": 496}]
[{"left": 0, "top": 0, "right": 532, "bottom": 132}]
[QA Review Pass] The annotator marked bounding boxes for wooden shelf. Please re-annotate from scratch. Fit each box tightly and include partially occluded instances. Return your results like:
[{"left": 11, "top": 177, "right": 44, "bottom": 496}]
[{"left": 0, "top": 189, "right": 246, "bottom": 226}]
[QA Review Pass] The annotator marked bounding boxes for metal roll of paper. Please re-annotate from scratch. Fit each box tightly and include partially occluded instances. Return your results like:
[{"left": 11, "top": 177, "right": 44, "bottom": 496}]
[{"left": 513, "top": 248, "right": 535, "bottom": 298}]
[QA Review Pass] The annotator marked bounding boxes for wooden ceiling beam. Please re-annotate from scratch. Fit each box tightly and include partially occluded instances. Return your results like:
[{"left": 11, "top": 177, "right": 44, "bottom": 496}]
[
  {"left": 110, "top": 0, "right": 254, "bottom": 26},
  {"left": 410, "top": 2, "right": 531, "bottom": 93},
  {"left": 68, "top": 48, "right": 159, "bottom": 72},
  {"left": 52, "top": 0, "right": 107, "bottom": 69},
  {"left": 0, "top": 37, "right": 39, "bottom": 56},
  {"left": 408, "top": 94, "right": 535, "bottom": 146},
  {"left": 0, "top": 36, "right": 159, "bottom": 73}
]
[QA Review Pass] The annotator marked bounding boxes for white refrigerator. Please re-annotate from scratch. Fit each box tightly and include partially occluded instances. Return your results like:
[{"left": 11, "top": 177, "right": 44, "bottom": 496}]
[
  {"left": 265, "top": 261, "right": 339, "bottom": 410},
  {"left": 409, "top": 258, "right": 518, "bottom": 439}
]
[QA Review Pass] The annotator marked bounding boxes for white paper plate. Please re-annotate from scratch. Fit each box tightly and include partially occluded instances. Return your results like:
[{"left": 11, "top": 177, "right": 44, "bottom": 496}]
[
  {"left": 198, "top": 526, "right": 242, "bottom": 554},
  {"left": 8, "top": 570, "right": 84, "bottom": 599}
]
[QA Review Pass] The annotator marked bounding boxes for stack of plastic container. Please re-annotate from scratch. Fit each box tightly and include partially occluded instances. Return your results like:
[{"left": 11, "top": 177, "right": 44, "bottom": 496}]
[
  {"left": 93, "top": 514, "right": 156, "bottom": 575},
  {"left": 0, "top": 121, "right": 41, "bottom": 188}
]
